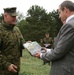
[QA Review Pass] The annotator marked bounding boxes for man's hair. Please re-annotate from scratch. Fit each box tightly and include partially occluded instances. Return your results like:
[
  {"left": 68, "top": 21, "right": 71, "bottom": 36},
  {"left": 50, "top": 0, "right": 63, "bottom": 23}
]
[
  {"left": 60, "top": 1, "right": 74, "bottom": 11},
  {"left": 45, "top": 32, "right": 49, "bottom": 35}
]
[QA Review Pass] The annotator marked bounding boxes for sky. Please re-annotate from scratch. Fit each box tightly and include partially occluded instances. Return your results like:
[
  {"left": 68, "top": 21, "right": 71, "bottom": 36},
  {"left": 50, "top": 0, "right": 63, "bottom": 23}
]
[{"left": 0, "top": 0, "right": 74, "bottom": 17}]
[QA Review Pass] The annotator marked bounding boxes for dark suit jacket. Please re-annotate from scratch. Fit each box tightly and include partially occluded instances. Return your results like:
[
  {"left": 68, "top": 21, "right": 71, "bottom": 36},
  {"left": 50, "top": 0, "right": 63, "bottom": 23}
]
[{"left": 42, "top": 17, "right": 74, "bottom": 75}]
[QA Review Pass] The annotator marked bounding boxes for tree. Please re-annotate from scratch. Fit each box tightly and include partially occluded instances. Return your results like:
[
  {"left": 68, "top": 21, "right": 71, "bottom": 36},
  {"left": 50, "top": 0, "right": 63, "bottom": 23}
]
[
  {"left": 0, "top": 14, "right": 3, "bottom": 23},
  {"left": 17, "top": 11, "right": 25, "bottom": 23},
  {"left": 25, "top": 5, "right": 52, "bottom": 42},
  {"left": 48, "top": 10, "right": 62, "bottom": 37},
  {"left": 18, "top": 6, "right": 63, "bottom": 42}
]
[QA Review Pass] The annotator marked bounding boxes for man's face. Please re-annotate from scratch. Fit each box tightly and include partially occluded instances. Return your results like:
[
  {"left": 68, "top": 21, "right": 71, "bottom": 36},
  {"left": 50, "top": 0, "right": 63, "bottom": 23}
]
[
  {"left": 58, "top": 6, "right": 67, "bottom": 23},
  {"left": 4, "top": 13, "right": 16, "bottom": 25},
  {"left": 45, "top": 34, "right": 49, "bottom": 38}
]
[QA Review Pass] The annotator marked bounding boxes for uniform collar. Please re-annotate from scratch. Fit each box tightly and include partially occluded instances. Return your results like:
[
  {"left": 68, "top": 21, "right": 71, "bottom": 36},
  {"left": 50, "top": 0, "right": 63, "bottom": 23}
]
[{"left": 2, "top": 20, "right": 15, "bottom": 30}]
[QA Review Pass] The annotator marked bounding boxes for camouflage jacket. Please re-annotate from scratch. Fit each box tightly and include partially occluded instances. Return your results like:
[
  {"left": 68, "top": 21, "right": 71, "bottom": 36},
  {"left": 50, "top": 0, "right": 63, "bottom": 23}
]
[
  {"left": 43, "top": 37, "right": 53, "bottom": 44},
  {"left": 0, "top": 21, "right": 25, "bottom": 74},
  {"left": 42, "top": 37, "right": 53, "bottom": 48}
]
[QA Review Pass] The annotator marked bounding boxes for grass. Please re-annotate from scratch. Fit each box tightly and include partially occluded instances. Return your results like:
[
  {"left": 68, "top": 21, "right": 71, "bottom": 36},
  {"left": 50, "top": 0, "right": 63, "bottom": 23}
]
[{"left": 19, "top": 49, "right": 50, "bottom": 75}]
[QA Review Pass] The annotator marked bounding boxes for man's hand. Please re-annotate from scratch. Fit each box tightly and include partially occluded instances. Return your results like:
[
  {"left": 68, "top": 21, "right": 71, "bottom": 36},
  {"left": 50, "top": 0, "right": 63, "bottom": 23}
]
[
  {"left": 44, "top": 44, "right": 51, "bottom": 47},
  {"left": 41, "top": 47, "right": 47, "bottom": 53},
  {"left": 34, "top": 52, "right": 41, "bottom": 58},
  {"left": 8, "top": 64, "right": 17, "bottom": 72},
  {"left": 33, "top": 47, "right": 47, "bottom": 58}
]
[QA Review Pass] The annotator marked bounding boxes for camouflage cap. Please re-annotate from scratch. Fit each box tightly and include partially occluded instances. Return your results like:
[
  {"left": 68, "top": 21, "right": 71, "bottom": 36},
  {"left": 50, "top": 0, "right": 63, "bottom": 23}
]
[{"left": 4, "top": 7, "right": 17, "bottom": 16}]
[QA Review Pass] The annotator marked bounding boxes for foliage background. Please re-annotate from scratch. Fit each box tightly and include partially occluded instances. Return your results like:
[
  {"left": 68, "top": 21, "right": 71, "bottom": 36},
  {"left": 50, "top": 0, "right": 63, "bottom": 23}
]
[
  {"left": 0, "top": 5, "right": 63, "bottom": 75},
  {"left": 0, "top": 5, "right": 63, "bottom": 42},
  {"left": 19, "top": 49, "right": 50, "bottom": 75}
]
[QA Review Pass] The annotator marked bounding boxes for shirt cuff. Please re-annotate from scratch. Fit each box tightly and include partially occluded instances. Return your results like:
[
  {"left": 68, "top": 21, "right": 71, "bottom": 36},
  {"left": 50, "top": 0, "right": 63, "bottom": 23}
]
[
  {"left": 40, "top": 49, "right": 52, "bottom": 59},
  {"left": 46, "top": 49, "right": 52, "bottom": 53},
  {"left": 40, "top": 53, "right": 43, "bottom": 59}
]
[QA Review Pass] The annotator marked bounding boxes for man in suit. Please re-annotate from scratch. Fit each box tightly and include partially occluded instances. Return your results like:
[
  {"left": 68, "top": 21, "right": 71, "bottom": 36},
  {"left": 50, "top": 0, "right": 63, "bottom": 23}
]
[{"left": 34, "top": 1, "right": 74, "bottom": 75}]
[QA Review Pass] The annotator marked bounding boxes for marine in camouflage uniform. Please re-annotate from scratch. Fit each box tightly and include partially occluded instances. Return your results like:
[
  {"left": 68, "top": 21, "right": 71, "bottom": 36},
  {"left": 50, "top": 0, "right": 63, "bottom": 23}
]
[
  {"left": 42, "top": 33, "right": 53, "bottom": 48},
  {"left": 0, "top": 7, "right": 25, "bottom": 75}
]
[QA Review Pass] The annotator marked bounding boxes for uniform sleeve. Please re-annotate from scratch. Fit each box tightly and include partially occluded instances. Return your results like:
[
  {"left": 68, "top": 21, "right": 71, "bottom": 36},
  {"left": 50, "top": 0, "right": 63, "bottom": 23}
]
[
  {"left": 42, "top": 24, "right": 74, "bottom": 62},
  {"left": 0, "top": 29, "right": 11, "bottom": 69},
  {"left": 14, "top": 26, "right": 25, "bottom": 57},
  {"left": 16, "top": 26, "right": 25, "bottom": 48}
]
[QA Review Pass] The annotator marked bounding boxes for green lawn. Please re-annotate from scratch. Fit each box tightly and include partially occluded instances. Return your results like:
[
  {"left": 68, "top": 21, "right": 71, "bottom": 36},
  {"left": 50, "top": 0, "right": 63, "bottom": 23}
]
[{"left": 19, "top": 49, "right": 50, "bottom": 75}]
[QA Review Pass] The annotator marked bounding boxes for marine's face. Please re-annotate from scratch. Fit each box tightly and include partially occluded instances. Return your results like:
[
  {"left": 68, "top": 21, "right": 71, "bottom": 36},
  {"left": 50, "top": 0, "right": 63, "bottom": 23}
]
[
  {"left": 45, "top": 34, "right": 49, "bottom": 38},
  {"left": 4, "top": 13, "right": 16, "bottom": 25},
  {"left": 58, "top": 6, "right": 67, "bottom": 23}
]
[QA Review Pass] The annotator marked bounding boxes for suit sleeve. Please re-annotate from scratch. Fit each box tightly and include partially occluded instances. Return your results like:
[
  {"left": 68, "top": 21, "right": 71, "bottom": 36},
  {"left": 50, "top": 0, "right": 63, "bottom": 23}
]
[{"left": 42, "top": 24, "right": 74, "bottom": 62}]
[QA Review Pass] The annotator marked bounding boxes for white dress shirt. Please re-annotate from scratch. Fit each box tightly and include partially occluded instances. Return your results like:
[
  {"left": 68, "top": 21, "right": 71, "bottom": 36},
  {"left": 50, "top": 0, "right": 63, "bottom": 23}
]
[
  {"left": 40, "top": 49, "right": 52, "bottom": 58},
  {"left": 66, "top": 15, "right": 74, "bottom": 23}
]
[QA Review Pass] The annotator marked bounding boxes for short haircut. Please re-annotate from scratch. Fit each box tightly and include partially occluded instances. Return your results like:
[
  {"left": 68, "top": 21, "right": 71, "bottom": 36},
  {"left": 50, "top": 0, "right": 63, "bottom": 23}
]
[{"left": 60, "top": 1, "right": 74, "bottom": 11}]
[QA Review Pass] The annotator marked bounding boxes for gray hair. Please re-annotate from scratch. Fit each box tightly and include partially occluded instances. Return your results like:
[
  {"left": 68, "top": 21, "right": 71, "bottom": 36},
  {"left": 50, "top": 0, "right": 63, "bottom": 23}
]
[{"left": 60, "top": 1, "right": 74, "bottom": 11}]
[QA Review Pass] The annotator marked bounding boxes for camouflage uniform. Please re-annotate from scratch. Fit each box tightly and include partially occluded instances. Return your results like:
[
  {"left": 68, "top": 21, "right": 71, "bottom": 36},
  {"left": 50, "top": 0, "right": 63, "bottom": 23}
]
[
  {"left": 0, "top": 21, "right": 25, "bottom": 75},
  {"left": 43, "top": 37, "right": 53, "bottom": 48}
]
